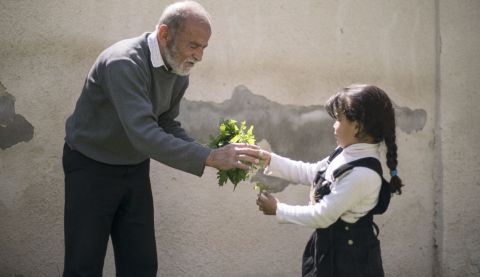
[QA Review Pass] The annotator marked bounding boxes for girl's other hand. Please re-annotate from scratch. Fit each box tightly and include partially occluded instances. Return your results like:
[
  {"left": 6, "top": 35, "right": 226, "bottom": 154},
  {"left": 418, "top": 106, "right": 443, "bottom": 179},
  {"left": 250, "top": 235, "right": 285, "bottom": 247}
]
[{"left": 256, "top": 192, "right": 278, "bottom": 215}]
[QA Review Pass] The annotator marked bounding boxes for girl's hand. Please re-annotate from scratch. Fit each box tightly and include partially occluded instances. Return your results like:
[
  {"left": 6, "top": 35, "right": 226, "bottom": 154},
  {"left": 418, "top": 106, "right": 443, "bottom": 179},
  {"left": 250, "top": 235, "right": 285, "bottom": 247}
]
[
  {"left": 256, "top": 192, "right": 278, "bottom": 215},
  {"left": 258, "top": 149, "right": 272, "bottom": 167}
]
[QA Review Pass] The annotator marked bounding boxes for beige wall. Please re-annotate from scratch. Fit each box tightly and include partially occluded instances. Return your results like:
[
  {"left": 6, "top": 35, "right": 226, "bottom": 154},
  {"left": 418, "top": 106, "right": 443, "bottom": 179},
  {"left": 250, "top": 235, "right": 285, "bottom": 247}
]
[
  {"left": 0, "top": 0, "right": 478, "bottom": 276},
  {"left": 438, "top": 1, "right": 480, "bottom": 276}
]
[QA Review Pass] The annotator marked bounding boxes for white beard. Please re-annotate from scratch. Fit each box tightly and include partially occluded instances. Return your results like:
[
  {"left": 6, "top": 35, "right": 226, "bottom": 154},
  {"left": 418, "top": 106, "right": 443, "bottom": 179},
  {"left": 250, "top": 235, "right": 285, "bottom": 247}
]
[{"left": 164, "top": 45, "right": 195, "bottom": 76}]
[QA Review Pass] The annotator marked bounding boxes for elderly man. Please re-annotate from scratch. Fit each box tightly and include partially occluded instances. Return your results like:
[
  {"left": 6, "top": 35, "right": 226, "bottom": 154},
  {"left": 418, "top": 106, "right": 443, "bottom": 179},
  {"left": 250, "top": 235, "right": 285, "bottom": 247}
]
[{"left": 62, "top": 1, "right": 261, "bottom": 276}]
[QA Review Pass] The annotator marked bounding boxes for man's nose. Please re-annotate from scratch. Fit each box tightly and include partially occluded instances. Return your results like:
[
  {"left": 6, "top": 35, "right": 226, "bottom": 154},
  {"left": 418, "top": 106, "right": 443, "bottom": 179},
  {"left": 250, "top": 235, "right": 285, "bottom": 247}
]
[{"left": 193, "top": 48, "right": 204, "bottom": 61}]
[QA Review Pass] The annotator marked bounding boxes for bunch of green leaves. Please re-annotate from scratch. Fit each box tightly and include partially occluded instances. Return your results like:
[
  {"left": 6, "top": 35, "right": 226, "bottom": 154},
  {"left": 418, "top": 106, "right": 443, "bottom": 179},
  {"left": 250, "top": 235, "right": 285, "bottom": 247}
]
[{"left": 208, "top": 119, "right": 256, "bottom": 189}]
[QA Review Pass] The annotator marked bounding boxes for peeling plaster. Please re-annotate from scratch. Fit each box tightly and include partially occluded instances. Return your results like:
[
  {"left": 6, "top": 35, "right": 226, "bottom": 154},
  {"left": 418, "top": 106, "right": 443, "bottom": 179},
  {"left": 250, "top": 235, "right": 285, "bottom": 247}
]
[
  {"left": 395, "top": 105, "right": 427, "bottom": 134},
  {"left": 0, "top": 82, "right": 34, "bottom": 149},
  {"left": 179, "top": 85, "right": 427, "bottom": 192}
]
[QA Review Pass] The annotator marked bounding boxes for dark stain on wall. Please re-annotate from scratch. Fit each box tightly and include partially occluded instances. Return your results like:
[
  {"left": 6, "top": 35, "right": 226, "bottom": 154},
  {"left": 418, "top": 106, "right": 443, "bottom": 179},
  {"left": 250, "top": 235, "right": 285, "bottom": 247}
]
[
  {"left": 180, "top": 85, "right": 336, "bottom": 160},
  {"left": 179, "top": 85, "right": 427, "bottom": 191},
  {"left": 0, "top": 82, "right": 34, "bottom": 150},
  {"left": 179, "top": 85, "right": 426, "bottom": 191}
]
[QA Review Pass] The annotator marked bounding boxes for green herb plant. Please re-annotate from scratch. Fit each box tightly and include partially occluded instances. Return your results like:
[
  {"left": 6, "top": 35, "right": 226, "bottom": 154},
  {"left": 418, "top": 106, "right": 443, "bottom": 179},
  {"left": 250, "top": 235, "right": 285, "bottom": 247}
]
[{"left": 208, "top": 119, "right": 256, "bottom": 190}]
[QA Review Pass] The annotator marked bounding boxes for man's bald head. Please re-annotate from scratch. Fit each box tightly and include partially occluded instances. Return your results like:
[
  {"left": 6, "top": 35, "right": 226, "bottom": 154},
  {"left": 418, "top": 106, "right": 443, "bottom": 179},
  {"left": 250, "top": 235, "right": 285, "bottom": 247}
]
[{"left": 157, "top": 1, "right": 211, "bottom": 37}]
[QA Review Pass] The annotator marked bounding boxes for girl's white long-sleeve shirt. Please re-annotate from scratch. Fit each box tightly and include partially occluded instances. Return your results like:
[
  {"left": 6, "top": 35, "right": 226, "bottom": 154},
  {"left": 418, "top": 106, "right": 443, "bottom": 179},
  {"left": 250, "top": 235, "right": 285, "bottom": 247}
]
[{"left": 264, "top": 143, "right": 382, "bottom": 229}]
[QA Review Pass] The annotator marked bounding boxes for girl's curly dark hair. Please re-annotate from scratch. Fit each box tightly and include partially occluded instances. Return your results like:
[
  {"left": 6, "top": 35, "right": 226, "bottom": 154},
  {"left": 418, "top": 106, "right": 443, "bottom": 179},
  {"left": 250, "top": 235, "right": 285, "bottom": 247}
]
[{"left": 325, "top": 84, "right": 403, "bottom": 194}]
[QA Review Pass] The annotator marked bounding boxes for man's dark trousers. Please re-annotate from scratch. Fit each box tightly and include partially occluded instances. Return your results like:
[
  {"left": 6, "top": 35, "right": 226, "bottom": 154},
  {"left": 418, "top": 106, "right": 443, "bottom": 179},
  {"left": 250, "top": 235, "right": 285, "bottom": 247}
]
[{"left": 62, "top": 144, "right": 158, "bottom": 277}]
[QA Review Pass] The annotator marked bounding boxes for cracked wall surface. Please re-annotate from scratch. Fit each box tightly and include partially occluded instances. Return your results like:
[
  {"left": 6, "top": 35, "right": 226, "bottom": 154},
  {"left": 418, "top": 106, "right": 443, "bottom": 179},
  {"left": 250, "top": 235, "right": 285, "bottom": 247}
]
[
  {"left": 0, "top": 1, "right": 479, "bottom": 276},
  {"left": 0, "top": 82, "right": 34, "bottom": 149}
]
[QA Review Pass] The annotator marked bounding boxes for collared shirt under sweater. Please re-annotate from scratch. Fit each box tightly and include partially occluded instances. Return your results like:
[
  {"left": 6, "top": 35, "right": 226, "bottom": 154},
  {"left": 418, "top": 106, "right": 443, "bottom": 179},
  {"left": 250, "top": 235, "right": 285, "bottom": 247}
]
[{"left": 65, "top": 31, "right": 210, "bottom": 176}]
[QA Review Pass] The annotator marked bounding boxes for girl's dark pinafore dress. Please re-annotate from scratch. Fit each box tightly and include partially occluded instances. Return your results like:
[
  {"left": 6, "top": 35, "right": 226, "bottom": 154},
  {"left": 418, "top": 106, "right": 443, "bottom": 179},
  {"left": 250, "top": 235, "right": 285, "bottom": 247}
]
[{"left": 302, "top": 148, "right": 391, "bottom": 277}]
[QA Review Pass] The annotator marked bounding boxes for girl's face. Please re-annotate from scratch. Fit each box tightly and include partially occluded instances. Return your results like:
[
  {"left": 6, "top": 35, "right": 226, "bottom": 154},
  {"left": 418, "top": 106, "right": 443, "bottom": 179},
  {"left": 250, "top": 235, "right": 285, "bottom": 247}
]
[{"left": 333, "top": 111, "right": 360, "bottom": 148}]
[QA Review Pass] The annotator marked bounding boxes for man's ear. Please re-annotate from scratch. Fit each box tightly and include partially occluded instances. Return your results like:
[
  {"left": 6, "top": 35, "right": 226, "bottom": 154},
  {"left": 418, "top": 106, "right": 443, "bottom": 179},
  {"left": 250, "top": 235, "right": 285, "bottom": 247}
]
[{"left": 157, "top": 24, "right": 169, "bottom": 47}]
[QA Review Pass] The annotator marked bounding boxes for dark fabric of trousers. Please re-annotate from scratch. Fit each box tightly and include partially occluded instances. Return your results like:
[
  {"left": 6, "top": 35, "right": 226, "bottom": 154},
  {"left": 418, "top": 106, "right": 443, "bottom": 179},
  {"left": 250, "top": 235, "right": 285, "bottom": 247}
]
[
  {"left": 62, "top": 144, "right": 158, "bottom": 277},
  {"left": 302, "top": 215, "right": 384, "bottom": 277}
]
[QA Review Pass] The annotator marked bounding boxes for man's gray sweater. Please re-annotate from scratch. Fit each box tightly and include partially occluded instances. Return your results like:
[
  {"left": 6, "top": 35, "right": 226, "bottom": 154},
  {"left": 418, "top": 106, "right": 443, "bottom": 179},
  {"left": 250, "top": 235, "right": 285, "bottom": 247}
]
[{"left": 65, "top": 33, "right": 210, "bottom": 176}]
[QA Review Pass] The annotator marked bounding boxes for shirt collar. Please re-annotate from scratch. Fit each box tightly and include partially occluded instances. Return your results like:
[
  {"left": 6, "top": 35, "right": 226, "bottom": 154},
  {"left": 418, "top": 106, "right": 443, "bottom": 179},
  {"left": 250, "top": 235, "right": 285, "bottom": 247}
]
[
  {"left": 147, "top": 30, "right": 168, "bottom": 69},
  {"left": 341, "top": 143, "right": 380, "bottom": 159}
]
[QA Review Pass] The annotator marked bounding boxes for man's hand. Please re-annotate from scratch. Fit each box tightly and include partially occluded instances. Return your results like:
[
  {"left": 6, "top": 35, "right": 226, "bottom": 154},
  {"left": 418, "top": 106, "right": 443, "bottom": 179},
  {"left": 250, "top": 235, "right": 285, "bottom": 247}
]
[{"left": 205, "top": 143, "right": 264, "bottom": 170}]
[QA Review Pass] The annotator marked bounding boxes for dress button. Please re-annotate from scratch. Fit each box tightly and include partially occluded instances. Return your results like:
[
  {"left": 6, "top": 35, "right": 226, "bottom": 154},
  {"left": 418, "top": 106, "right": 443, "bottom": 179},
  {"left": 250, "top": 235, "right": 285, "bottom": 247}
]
[
  {"left": 348, "top": 240, "right": 354, "bottom": 245},
  {"left": 345, "top": 226, "right": 349, "bottom": 231}
]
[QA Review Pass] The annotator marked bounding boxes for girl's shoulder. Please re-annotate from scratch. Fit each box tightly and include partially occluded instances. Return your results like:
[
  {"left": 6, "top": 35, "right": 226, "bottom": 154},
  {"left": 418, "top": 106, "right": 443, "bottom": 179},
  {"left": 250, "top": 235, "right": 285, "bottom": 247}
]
[{"left": 332, "top": 165, "right": 383, "bottom": 195}]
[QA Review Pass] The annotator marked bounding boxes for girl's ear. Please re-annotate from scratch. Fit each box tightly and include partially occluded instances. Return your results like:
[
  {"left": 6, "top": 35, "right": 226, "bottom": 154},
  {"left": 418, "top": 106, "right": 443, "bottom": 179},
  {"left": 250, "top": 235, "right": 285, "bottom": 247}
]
[{"left": 354, "top": 121, "right": 361, "bottom": 137}]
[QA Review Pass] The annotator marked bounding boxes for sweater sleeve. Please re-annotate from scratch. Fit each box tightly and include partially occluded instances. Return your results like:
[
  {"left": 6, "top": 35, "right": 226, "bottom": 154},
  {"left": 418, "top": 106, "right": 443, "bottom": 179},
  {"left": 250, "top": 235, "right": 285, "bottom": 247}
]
[
  {"left": 102, "top": 58, "right": 210, "bottom": 176},
  {"left": 276, "top": 167, "right": 381, "bottom": 228}
]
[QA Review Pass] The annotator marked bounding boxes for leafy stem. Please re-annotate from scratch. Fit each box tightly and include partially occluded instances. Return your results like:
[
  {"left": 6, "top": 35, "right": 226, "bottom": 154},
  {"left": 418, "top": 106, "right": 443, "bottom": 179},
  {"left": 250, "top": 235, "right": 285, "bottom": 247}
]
[{"left": 208, "top": 119, "right": 256, "bottom": 190}]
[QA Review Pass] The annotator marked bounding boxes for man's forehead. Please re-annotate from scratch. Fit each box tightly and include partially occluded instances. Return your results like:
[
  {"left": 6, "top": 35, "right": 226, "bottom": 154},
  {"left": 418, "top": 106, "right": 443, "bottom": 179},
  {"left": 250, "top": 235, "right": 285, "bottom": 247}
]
[
  {"left": 181, "top": 16, "right": 211, "bottom": 33},
  {"left": 177, "top": 18, "right": 211, "bottom": 43}
]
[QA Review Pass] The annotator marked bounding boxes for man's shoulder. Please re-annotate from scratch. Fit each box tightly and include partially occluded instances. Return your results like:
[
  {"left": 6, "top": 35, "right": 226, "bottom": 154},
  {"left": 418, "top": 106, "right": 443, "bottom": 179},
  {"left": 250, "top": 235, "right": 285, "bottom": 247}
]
[{"left": 97, "top": 33, "right": 150, "bottom": 68}]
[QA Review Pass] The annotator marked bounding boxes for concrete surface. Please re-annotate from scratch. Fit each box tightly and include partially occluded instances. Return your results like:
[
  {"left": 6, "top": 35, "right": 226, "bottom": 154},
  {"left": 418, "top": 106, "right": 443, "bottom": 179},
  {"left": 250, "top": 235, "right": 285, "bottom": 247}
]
[{"left": 0, "top": 0, "right": 478, "bottom": 276}]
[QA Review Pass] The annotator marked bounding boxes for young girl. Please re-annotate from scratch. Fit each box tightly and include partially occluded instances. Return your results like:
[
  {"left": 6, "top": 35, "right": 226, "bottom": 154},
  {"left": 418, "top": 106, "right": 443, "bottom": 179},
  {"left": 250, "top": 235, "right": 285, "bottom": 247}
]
[{"left": 256, "top": 84, "right": 403, "bottom": 277}]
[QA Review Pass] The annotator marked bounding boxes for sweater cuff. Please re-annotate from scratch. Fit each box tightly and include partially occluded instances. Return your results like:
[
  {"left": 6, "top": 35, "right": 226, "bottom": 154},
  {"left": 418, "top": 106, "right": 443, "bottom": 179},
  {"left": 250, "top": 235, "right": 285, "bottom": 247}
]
[{"left": 194, "top": 145, "right": 212, "bottom": 177}]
